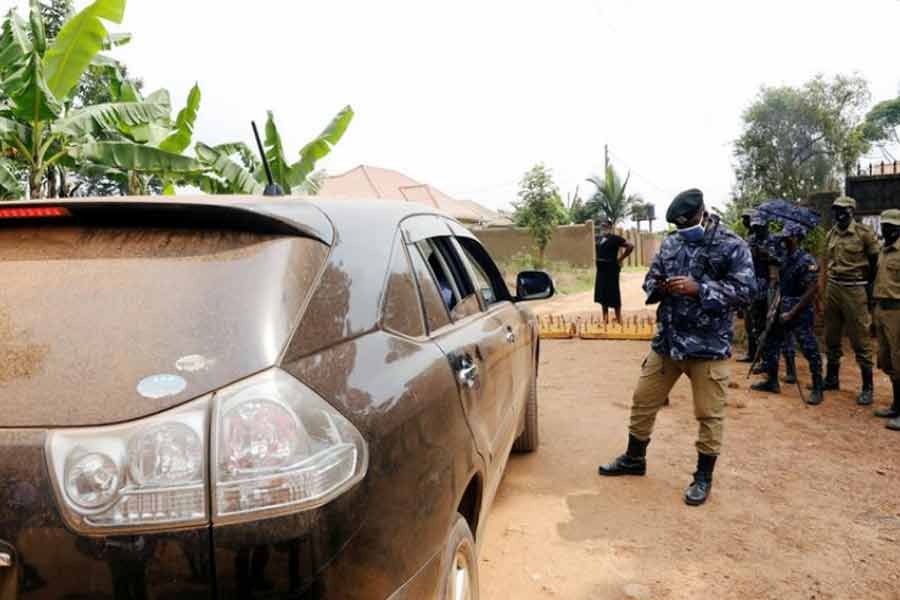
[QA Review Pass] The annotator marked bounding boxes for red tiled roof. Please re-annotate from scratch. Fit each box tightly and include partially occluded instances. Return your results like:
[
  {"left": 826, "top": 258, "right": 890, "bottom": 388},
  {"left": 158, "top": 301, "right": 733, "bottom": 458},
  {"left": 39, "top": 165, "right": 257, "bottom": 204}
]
[{"left": 318, "top": 165, "right": 497, "bottom": 224}]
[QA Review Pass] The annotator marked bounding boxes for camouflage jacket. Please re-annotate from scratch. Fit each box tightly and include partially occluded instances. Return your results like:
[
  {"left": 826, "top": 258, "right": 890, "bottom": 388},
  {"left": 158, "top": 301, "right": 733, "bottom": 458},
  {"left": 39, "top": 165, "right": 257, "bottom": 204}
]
[
  {"left": 779, "top": 247, "right": 820, "bottom": 300},
  {"left": 645, "top": 224, "right": 756, "bottom": 360}
]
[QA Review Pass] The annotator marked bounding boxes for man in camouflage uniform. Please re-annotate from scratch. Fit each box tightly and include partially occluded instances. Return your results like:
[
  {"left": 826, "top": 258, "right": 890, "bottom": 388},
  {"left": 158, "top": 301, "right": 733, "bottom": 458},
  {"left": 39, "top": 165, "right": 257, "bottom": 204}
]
[
  {"left": 598, "top": 189, "right": 756, "bottom": 506},
  {"left": 823, "top": 196, "right": 881, "bottom": 405},
  {"left": 872, "top": 209, "right": 900, "bottom": 430},
  {"left": 745, "top": 212, "right": 796, "bottom": 379},
  {"left": 751, "top": 222, "right": 824, "bottom": 405}
]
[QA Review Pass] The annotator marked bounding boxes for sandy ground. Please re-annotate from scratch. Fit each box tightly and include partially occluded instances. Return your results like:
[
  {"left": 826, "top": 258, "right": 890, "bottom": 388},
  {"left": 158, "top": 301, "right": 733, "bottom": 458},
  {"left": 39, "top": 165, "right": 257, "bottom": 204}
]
[{"left": 479, "top": 338, "right": 900, "bottom": 600}]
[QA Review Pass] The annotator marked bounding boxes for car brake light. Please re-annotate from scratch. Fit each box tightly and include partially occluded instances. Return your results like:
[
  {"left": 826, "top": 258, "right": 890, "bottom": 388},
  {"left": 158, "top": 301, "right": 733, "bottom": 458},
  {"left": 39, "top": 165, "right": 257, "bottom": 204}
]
[{"left": 0, "top": 206, "right": 69, "bottom": 219}]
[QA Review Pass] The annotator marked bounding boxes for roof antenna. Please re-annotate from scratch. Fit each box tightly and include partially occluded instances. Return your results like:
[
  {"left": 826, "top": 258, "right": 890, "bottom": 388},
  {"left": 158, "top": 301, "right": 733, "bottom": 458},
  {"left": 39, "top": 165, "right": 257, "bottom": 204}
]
[{"left": 251, "top": 121, "right": 284, "bottom": 196}]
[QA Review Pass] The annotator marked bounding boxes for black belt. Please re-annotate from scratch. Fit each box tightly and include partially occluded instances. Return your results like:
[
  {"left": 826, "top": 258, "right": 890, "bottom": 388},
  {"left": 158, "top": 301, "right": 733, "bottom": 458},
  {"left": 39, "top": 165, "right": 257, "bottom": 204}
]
[{"left": 878, "top": 299, "right": 900, "bottom": 310}]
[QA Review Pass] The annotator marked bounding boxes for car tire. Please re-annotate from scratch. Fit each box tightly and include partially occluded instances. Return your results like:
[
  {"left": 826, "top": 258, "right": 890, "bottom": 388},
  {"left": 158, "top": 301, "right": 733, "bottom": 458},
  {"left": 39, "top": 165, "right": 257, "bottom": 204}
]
[
  {"left": 440, "top": 513, "right": 480, "bottom": 600},
  {"left": 512, "top": 369, "right": 538, "bottom": 453}
]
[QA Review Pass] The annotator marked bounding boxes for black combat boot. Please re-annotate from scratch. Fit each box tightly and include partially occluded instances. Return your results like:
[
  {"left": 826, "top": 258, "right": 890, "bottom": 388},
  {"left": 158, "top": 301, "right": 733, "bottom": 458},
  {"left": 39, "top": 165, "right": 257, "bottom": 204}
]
[
  {"left": 856, "top": 367, "right": 874, "bottom": 406},
  {"left": 806, "top": 369, "right": 824, "bottom": 406},
  {"left": 823, "top": 361, "right": 840, "bottom": 391},
  {"left": 684, "top": 453, "right": 717, "bottom": 506},
  {"left": 875, "top": 380, "right": 900, "bottom": 419},
  {"left": 783, "top": 354, "right": 797, "bottom": 384},
  {"left": 751, "top": 367, "right": 781, "bottom": 393},
  {"left": 598, "top": 434, "right": 648, "bottom": 476}
]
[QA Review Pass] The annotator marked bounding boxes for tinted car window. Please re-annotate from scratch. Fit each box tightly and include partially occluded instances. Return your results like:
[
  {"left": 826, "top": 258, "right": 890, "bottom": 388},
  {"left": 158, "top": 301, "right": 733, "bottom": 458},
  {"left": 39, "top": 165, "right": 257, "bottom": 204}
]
[
  {"left": 430, "top": 237, "right": 481, "bottom": 320},
  {"left": 456, "top": 237, "right": 511, "bottom": 305},
  {"left": 383, "top": 239, "right": 426, "bottom": 338},
  {"left": 408, "top": 242, "right": 452, "bottom": 332},
  {"left": 415, "top": 239, "right": 459, "bottom": 311}
]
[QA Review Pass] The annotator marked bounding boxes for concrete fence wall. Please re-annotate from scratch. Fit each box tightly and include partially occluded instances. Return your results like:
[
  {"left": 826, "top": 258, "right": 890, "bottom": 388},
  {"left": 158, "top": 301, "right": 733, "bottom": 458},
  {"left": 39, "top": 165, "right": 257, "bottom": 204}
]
[{"left": 474, "top": 221, "right": 662, "bottom": 268}]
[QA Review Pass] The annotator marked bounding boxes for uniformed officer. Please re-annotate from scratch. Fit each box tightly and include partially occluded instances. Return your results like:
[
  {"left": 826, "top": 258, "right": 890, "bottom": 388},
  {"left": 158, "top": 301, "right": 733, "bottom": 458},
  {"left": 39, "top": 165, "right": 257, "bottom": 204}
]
[
  {"left": 823, "top": 196, "right": 881, "bottom": 404},
  {"left": 737, "top": 209, "right": 759, "bottom": 362},
  {"left": 745, "top": 212, "right": 795, "bottom": 378},
  {"left": 872, "top": 209, "right": 900, "bottom": 430},
  {"left": 751, "top": 223, "right": 824, "bottom": 405},
  {"left": 598, "top": 189, "right": 756, "bottom": 506}
]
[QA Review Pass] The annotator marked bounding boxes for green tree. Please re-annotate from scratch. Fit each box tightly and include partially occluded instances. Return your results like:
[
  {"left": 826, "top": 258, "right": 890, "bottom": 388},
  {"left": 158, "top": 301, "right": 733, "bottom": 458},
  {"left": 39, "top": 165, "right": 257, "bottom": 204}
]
[
  {"left": 0, "top": 0, "right": 203, "bottom": 199},
  {"left": 733, "top": 74, "right": 871, "bottom": 203},
  {"left": 863, "top": 95, "right": 900, "bottom": 161},
  {"left": 583, "top": 164, "right": 642, "bottom": 225},
  {"left": 513, "top": 163, "right": 568, "bottom": 267}
]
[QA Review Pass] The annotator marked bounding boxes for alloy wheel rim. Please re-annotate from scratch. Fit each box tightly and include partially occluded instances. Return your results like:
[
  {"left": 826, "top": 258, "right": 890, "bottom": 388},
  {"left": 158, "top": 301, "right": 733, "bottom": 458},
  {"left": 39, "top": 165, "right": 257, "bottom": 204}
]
[{"left": 450, "top": 547, "right": 472, "bottom": 600}]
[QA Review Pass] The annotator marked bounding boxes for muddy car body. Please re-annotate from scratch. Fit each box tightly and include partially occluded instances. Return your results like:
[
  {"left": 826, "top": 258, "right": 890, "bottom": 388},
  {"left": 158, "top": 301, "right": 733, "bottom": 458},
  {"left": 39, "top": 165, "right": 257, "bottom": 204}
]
[{"left": 0, "top": 197, "right": 552, "bottom": 599}]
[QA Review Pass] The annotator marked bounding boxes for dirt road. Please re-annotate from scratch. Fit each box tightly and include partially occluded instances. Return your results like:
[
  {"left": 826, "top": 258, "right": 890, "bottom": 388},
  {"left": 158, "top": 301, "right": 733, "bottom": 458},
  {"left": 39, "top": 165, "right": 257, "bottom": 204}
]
[{"left": 480, "top": 339, "right": 900, "bottom": 600}]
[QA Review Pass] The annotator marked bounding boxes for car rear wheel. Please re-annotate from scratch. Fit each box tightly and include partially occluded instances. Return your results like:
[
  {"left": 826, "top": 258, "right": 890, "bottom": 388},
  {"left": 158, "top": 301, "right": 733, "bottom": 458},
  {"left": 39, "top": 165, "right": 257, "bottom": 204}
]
[
  {"left": 441, "top": 513, "right": 479, "bottom": 600},
  {"left": 512, "top": 369, "right": 538, "bottom": 453}
]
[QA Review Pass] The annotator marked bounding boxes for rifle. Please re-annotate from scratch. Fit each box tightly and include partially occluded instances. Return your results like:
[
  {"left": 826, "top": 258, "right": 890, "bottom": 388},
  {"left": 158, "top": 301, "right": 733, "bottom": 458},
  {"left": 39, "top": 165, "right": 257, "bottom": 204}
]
[
  {"left": 747, "top": 286, "right": 781, "bottom": 379},
  {"left": 747, "top": 286, "right": 806, "bottom": 402}
]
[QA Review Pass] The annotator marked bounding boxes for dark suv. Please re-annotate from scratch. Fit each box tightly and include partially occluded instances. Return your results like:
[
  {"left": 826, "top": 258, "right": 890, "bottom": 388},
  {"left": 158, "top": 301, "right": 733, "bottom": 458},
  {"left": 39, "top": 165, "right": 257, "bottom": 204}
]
[{"left": 0, "top": 196, "right": 552, "bottom": 599}]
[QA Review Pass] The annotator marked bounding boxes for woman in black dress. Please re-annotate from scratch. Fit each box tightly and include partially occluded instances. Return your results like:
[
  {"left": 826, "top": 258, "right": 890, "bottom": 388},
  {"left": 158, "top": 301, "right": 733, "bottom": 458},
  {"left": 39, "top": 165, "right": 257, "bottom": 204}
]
[{"left": 594, "top": 219, "right": 634, "bottom": 323}]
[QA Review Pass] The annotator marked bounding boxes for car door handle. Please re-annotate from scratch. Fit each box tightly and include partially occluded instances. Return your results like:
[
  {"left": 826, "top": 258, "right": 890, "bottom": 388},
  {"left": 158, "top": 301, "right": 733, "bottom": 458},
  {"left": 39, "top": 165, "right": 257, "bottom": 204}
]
[{"left": 457, "top": 362, "right": 479, "bottom": 388}]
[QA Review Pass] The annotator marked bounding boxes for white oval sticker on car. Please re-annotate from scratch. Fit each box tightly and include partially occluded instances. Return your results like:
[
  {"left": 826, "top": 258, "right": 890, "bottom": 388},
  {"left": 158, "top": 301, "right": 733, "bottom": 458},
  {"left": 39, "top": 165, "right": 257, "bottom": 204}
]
[{"left": 137, "top": 374, "right": 187, "bottom": 399}]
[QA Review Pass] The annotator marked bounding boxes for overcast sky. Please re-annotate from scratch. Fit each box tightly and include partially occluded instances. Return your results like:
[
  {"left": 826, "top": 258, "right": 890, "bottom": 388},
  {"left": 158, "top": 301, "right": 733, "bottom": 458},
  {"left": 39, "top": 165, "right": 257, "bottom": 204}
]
[{"left": 49, "top": 0, "right": 900, "bottom": 214}]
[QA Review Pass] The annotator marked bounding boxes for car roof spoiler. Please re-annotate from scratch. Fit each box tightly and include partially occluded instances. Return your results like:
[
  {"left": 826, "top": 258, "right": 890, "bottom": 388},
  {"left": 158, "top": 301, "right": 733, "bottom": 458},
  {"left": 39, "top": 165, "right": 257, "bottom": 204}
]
[{"left": 0, "top": 198, "right": 334, "bottom": 245}]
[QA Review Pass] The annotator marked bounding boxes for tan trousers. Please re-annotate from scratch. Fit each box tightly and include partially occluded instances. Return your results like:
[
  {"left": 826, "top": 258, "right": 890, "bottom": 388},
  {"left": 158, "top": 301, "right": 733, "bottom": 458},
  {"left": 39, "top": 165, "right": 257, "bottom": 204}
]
[
  {"left": 875, "top": 306, "right": 900, "bottom": 382},
  {"left": 629, "top": 349, "right": 730, "bottom": 456},
  {"left": 824, "top": 283, "right": 873, "bottom": 369}
]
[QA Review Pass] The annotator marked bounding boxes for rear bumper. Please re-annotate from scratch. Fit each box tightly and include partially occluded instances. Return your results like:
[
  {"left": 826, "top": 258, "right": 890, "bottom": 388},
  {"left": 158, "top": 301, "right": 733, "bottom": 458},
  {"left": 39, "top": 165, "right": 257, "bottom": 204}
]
[{"left": 0, "top": 431, "right": 437, "bottom": 600}]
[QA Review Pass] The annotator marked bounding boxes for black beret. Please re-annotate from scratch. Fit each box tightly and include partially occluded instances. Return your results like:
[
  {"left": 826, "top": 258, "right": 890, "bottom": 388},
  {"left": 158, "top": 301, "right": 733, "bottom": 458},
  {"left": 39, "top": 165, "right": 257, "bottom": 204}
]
[{"left": 666, "top": 188, "right": 704, "bottom": 226}]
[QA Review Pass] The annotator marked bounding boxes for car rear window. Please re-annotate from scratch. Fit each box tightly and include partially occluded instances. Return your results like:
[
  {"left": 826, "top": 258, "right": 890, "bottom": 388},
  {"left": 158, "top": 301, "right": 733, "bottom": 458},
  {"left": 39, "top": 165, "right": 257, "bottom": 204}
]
[{"left": 0, "top": 224, "right": 330, "bottom": 427}]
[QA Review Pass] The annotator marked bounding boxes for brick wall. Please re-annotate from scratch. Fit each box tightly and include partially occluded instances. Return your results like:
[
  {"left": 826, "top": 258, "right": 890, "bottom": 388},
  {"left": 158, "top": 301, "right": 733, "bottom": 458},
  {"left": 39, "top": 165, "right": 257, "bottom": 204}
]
[{"left": 474, "top": 221, "right": 662, "bottom": 268}]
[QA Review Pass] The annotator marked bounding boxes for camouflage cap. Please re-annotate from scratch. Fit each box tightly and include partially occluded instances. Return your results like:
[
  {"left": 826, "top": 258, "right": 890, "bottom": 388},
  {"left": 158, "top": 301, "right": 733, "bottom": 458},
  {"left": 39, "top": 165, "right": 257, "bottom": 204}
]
[
  {"left": 882, "top": 208, "right": 900, "bottom": 227},
  {"left": 832, "top": 196, "right": 856, "bottom": 209}
]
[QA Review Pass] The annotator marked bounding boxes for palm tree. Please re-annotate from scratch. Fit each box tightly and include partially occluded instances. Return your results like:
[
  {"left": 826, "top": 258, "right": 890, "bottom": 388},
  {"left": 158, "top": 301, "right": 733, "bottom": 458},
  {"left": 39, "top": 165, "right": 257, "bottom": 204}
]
[{"left": 584, "top": 164, "right": 643, "bottom": 226}]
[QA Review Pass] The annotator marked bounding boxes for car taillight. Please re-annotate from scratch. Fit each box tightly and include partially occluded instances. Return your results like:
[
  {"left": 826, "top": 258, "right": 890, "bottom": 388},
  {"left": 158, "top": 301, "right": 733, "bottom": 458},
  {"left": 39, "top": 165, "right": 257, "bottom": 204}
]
[
  {"left": 46, "top": 369, "right": 367, "bottom": 533},
  {"left": 46, "top": 397, "right": 209, "bottom": 534},
  {"left": 0, "top": 206, "right": 69, "bottom": 219},
  {"left": 211, "top": 369, "right": 367, "bottom": 523}
]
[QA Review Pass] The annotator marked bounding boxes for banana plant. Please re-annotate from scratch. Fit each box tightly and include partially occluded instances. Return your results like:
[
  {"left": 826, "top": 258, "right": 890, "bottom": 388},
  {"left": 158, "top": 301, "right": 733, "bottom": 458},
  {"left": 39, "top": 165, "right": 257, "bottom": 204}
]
[
  {"left": 196, "top": 105, "right": 354, "bottom": 195},
  {"left": 0, "top": 0, "right": 203, "bottom": 199}
]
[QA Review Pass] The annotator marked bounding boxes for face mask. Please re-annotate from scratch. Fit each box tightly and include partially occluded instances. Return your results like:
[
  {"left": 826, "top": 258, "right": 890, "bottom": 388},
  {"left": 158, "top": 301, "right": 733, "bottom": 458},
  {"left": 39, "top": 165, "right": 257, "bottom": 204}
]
[
  {"left": 884, "top": 226, "right": 900, "bottom": 245},
  {"left": 833, "top": 210, "right": 851, "bottom": 228},
  {"left": 677, "top": 223, "right": 705, "bottom": 242}
]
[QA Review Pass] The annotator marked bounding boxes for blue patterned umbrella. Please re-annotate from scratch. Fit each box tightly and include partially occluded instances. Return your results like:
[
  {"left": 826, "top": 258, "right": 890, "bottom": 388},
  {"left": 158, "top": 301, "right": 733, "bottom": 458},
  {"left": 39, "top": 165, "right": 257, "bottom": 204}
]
[{"left": 756, "top": 199, "right": 820, "bottom": 236}]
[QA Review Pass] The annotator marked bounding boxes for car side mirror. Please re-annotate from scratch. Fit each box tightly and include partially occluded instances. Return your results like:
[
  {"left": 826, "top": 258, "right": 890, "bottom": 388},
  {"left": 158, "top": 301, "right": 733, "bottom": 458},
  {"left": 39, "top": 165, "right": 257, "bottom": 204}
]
[{"left": 515, "top": 271, "right": 555, "bottom": 301}]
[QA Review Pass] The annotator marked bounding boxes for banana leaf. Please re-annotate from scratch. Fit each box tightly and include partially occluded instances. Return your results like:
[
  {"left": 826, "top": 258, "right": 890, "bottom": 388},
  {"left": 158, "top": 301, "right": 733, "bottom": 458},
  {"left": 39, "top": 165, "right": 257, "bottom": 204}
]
[
  {"left": 159, "top": 83, "right": 200, "bottom": 154},
  {"left": 3, "top": 49, "right": 62, "bottom": 121},
  {"left": 80, "top": 141, "right": 206, "bottom": 174},
  {"left": 289, "top": 104, "right": 353, "bottom": 188},
  {"left": 207, "top": 142, "right": 259, "bottom": 171},
  {"left": 0, "top": 156, "right": 23, "bottom": 198},
  {"left": 43, "top": 0, "right": 126, "bottom": 101},
  {"left": 54, "top": 100, "right": 171, "bottom": 137},
  {"left": 28, "top": 0, "right": 46, "bottom": 56},
  {"left": 0, "top": 10, "right": 31, "bottom": 71},
  {"left": 260, "top": 111, "right": 289, "bottom": 188},
  {"left": 196, "top": 142, "right": 264, "bottom": 195},
  {"left": 0, "top": 115, "right": 30, "bottom": 141}
]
